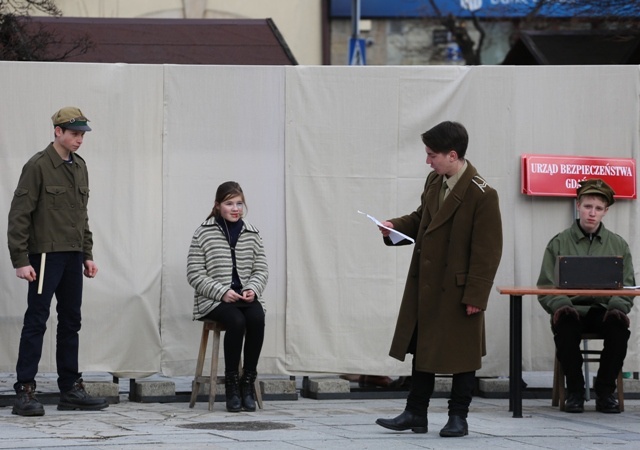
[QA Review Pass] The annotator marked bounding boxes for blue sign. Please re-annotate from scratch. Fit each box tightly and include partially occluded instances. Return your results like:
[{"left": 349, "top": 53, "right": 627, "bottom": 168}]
[
  {"left": 349, "top": 38, "right": 367, "bottom": 65},
  {"left": 330, "top": 0, "right": 639, "bottom": 19}
]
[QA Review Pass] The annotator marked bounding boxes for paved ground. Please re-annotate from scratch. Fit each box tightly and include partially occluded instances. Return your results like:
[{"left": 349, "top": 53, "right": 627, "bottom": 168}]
[{"left": 1, "top": 373, "right": 640, "bottom": 449}]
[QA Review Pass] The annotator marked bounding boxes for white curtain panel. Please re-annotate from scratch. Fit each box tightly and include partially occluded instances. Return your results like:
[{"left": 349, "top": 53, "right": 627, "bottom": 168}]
[
  {"left": 160, "top": 65, "right": 287, "bottom": 376},
  {"left": 0, "top": 61, "right": 164, "bottom": 377}
]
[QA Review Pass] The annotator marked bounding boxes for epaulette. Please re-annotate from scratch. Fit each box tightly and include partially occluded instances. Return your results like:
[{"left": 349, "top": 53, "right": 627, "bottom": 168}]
[
  {"left": 471, "top": 175, "right": 489, "bottom": 193},
  {"left": 28, "top": 150, "right": 47, "bottom": 164}
]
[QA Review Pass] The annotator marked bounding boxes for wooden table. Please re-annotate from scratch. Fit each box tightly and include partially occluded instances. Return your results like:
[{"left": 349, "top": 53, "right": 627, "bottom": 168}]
[{"left": 496, "top": 286, "right": 640, "bottom": 418}]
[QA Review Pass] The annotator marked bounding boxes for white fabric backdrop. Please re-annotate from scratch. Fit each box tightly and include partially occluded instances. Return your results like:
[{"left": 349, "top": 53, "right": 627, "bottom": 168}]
[
  {"left": 160, "top": 65, "right": 287, "bottom": 376},
  {"left": 284, "top": 65, "right": 640, "bottom": 376},
  {"left": 0, "top": 61, "right": 164, "bottom": 377},
  {"left": 0, "top": 62, "right": 638, "bottom": 378}
]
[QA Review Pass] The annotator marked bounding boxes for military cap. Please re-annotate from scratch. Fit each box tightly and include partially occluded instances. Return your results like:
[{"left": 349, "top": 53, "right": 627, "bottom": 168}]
[
  {"left": 577, "top": 178, "right": 615, "bottom": 206},
  {"left": 51, "top": 106, "right": 91, "bottom": 131}
]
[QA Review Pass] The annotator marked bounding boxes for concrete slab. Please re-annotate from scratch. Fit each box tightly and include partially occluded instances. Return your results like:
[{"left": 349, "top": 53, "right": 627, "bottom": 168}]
[
  {"left": 134, "top": 380, "right": 176, "bottom": 397},
  {"left": 260, "top": 379, "right": 296, "bottom": 395},
  {"left": 308, "top": 378, "right": 350, "bottom": 396}
]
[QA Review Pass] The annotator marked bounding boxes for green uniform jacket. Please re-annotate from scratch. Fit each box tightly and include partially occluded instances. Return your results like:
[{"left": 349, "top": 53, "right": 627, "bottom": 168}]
[
  {"left": 7, "top": 144, "right": 93, "bottom": 268},
  {"left": 386, "top": 161, "right": 503, "bottom": 374},
  {"left": 537, "top": 221, "right": 635, "bottom": 315},
  {"left": 187, "top": 218, "right": 269, "bottom": 319}
]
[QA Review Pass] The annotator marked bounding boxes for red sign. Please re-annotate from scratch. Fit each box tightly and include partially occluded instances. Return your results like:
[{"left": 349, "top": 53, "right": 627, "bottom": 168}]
[{"left": 521, "top": 154, "right": 636, "bottom": 199}]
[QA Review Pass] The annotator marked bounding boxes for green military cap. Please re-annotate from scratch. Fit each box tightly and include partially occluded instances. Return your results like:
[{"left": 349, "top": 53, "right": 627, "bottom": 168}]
[
  {"left": 577, "top": 178, "right": 615, "bottom": 206},
  {"left": 51, "top": 106, "right": 91, "bottom": 131}
]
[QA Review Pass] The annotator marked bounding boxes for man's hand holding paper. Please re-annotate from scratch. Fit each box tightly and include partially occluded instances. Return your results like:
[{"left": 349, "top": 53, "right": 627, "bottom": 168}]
[{"left": 357, "top": 210, "right": 415, "bottom": 245}]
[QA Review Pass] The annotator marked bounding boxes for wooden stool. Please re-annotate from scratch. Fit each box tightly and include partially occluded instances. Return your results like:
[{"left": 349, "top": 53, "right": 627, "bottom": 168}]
[
  {"left": 189, "top": 319, "right": 263, "bottom": 411},
  {"left": 552, "top": 332, "right": 624, "bottom": 411}
]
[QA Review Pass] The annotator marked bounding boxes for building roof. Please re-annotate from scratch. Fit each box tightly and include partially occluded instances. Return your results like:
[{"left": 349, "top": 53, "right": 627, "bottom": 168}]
[
  {"left": 28, "top": 17, "right": 297, "bottom": 65},
  {"left": 502, "top": 30, "right": 640, "bottom": 65}
]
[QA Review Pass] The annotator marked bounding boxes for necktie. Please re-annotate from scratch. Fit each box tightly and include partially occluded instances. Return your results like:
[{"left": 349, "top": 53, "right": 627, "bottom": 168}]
[{"left": 438, "top": 181, "right": 449, "bottom": 209}]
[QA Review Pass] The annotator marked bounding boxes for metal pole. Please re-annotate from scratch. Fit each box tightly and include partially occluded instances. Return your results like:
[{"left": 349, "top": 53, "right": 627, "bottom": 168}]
[
  {"left": 351, "top": 0, "right": 360, "bottom": 39},
  {"left": 584, "top": 339, "right": 591, "bottom": 401}
]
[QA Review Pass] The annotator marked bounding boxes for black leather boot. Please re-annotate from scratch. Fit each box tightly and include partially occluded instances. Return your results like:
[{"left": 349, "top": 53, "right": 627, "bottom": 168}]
[
  {"left": 565, "top": 392, "right": 585, "bottom": 413},
  {"left": 58, "top": 378, "right": 109, "bottom": 411},
  {"left": 224, "top": 371, "right": 241, "bottom": 412},
  {"left": 595, "top": 392, "right": 620, "bottom": 414},
  {"left": 239, "top": 369, "right": 258, "bottom": 412},
  {"left": 439, "top": 415, "right": 468, "bottom": 437},
  {"left": 13, "top": 382, "right": 45, "bottom": 416},
  {"left": 375, "top": 409, "right": 428, "bottom": 433}
]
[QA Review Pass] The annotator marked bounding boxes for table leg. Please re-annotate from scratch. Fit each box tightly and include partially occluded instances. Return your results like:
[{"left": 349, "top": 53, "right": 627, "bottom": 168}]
[
  {"left": 509, "top": 294, "right": 523, "bottom": 418},
  {"left": 509, "top": 296, "right": 514, "bottom": 412}
]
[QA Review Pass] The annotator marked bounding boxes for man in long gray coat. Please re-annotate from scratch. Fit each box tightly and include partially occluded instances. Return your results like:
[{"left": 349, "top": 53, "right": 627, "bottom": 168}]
[{"left": 376, "top": 121, "right": 503, "bottom": 437}]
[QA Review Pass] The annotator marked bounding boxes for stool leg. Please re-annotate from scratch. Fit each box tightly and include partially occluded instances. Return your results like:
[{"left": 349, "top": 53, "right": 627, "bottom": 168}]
[
  {"left": 209, "top": 329, "right": 221, "bottom": 411},
  {"left": 254, "top": 378, "right": 263, "bottom": 409},
  {"left": 190, "top": 327, "right": 210, "bottom": 408},
  {"left": 552, "top": 357, "right": 561, "bottom": 408},
  {"left": 617, "top": 371, "right": 625, "bottom": 412},
  {"left": 557, "top": 359, "right": 567, "bottom": 411}
]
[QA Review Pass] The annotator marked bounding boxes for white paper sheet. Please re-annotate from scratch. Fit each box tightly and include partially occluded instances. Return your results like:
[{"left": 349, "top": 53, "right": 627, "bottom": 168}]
[{"left": 357, "top": 210, "right": 415, "bottom": 244}]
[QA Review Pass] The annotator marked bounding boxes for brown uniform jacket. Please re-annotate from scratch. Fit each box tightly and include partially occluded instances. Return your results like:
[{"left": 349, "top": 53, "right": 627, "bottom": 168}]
[{"left": 387, "top": 161, "right": 502, "bottom": 374}]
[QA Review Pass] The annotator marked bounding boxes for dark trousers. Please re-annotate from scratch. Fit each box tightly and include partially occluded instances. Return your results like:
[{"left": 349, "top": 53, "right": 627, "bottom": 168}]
[
  {"left": 203, "top": 300, "right": 265, "bottom": 373},
  {"left": 16, "top": 252, "right": 84, "bottom": 392},
  {"left": 553, "top": 307, "right": 630, "bottom": 396},
  {"left": 406, "top": 355, "right": 476, "bottom": 418}
]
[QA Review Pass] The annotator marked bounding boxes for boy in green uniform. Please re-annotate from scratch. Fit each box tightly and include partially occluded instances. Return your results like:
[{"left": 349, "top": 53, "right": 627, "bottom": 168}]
[
  {"left": 537, "top": 179, "right": 634, "bottom": 414},
  {"left": 8, "top": 107, "right": 108, "bottom": 416}
]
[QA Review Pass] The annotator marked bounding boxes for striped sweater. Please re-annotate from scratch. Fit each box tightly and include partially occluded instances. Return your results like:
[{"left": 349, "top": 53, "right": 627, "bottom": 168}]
[{"left": 187, "top": 217, "right": 268, "bottom": 319}]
